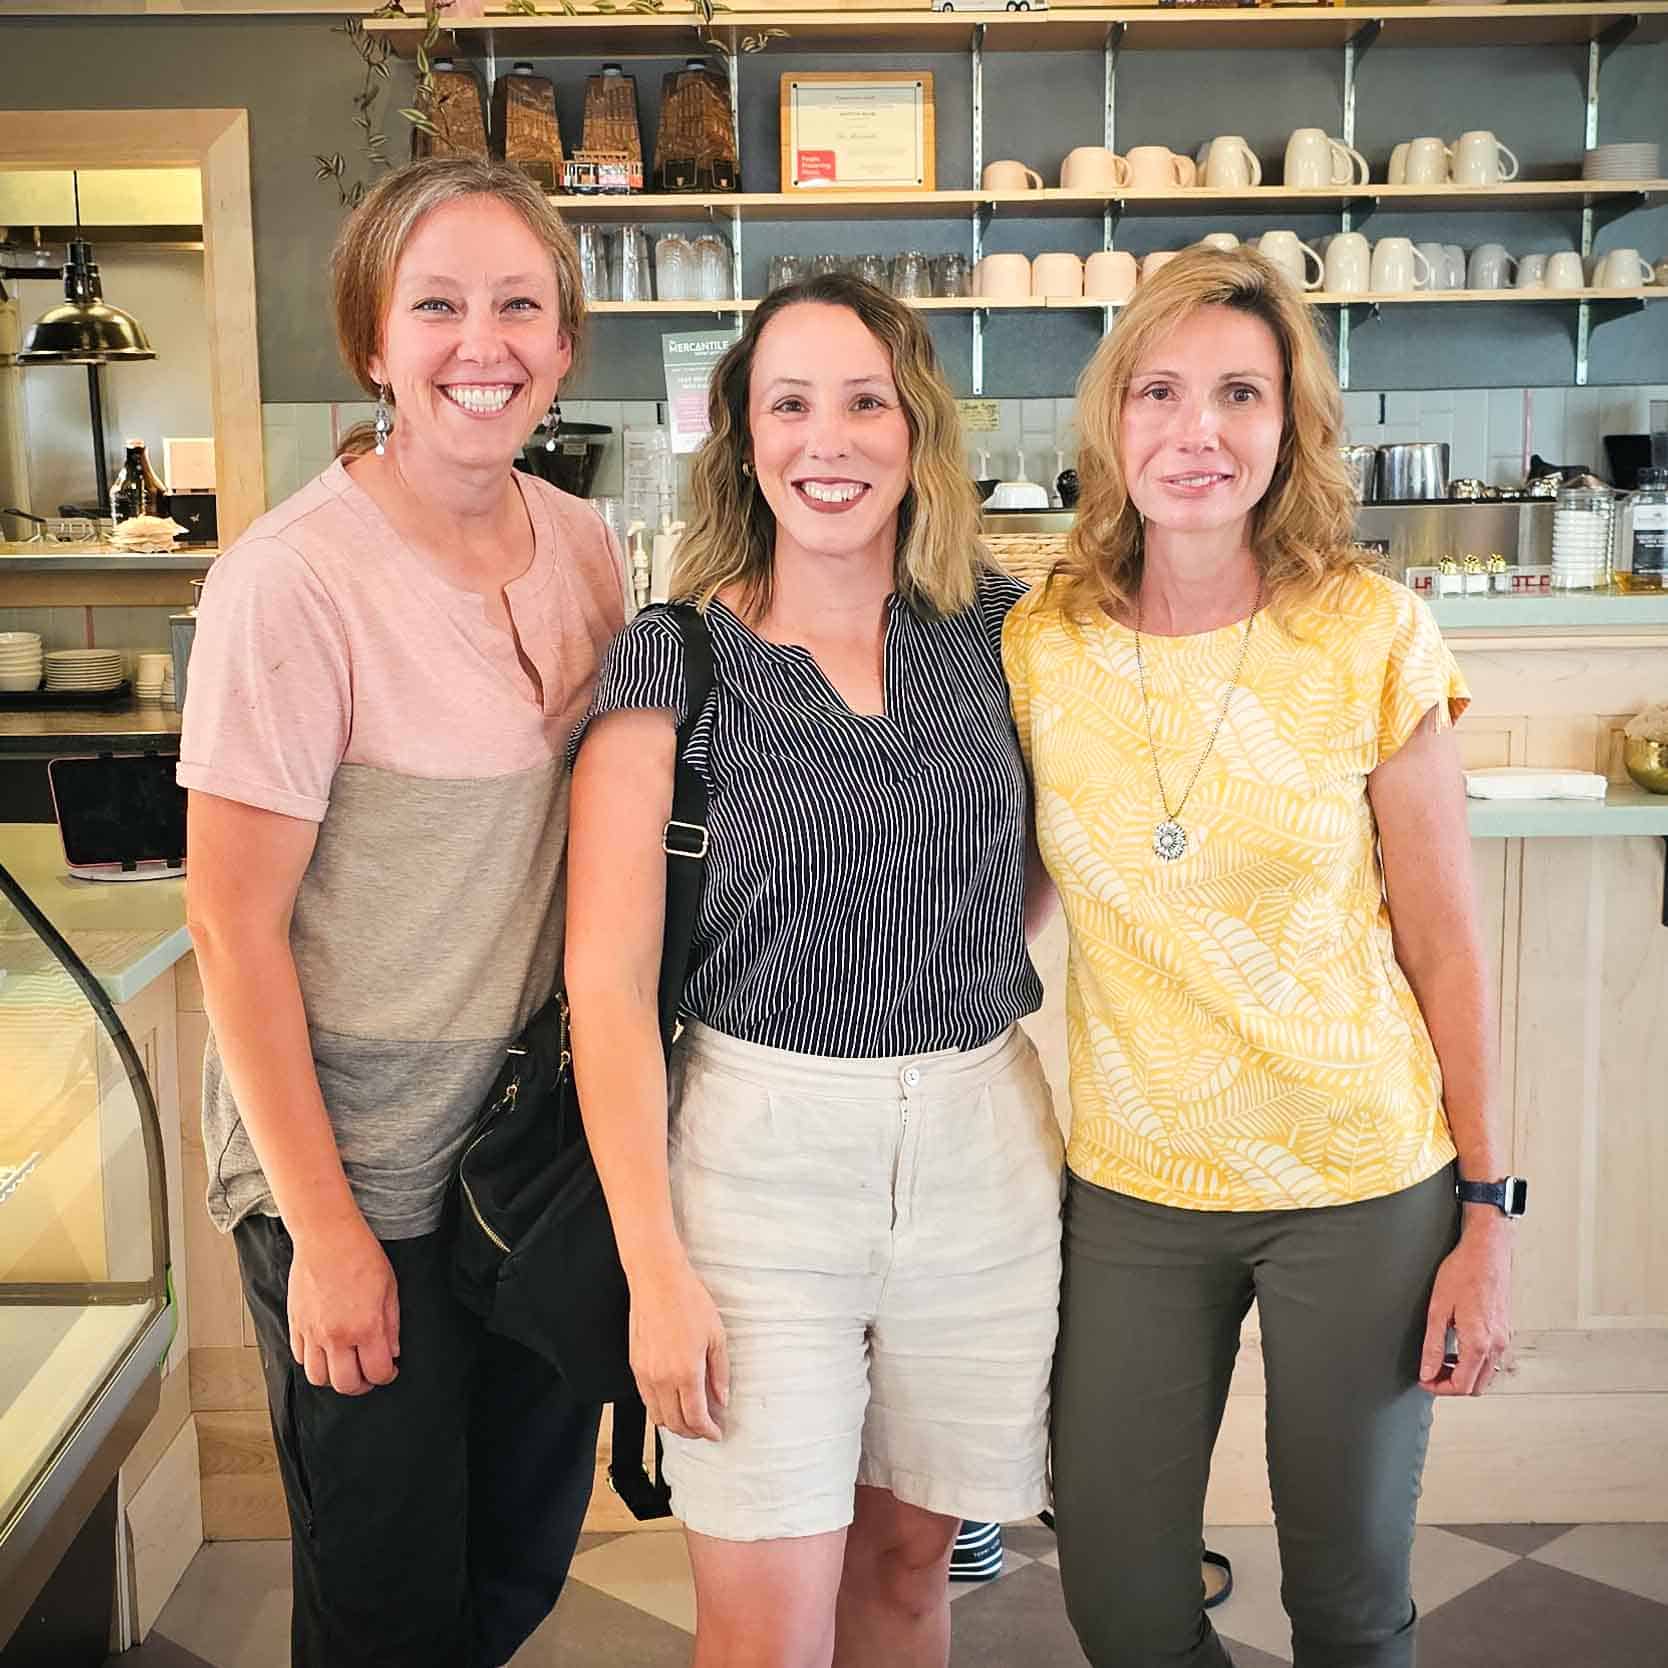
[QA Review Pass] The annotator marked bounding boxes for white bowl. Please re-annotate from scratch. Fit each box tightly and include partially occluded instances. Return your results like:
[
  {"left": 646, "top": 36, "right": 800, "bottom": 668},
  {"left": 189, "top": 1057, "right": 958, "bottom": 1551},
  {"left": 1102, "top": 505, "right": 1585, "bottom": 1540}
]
[
  {"left": 0, "top": 673, "right": 43, "bottom": 692},
  {"left": 0, "top": 631, "right": 42, "bottom": 646}
]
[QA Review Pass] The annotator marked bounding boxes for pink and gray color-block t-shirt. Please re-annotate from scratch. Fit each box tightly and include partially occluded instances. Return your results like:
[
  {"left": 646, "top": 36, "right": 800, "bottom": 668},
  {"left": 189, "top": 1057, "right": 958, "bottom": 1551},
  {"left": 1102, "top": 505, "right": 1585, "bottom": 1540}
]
[{"left": 178, "top": 457, "right": 626, "bottom": 1238}]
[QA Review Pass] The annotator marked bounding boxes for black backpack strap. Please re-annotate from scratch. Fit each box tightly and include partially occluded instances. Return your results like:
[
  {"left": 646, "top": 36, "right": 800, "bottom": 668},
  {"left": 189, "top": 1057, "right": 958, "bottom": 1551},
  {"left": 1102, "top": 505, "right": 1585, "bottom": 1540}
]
[
  {"left": 607, "top": 601, "right": 711, "bottom": 1523},
  {"left": 608, "top": 1394, "right": 672, "bottom": 1521},
  {"left": 656, "top": 602, "right": 714, "bottom": 1053}
]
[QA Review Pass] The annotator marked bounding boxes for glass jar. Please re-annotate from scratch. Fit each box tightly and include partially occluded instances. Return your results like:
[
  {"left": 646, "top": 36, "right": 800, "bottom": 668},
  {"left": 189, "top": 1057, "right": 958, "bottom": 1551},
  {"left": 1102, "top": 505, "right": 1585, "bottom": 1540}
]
[
  {"left": 110, "top": 439, "right": 165, "bottom": 525},
  {"left": 1617, "top": 466, "right": 1668, "bottom": 593},
  {"left": 1550, "top": 483, "right": 1615, "bottom": 591}
]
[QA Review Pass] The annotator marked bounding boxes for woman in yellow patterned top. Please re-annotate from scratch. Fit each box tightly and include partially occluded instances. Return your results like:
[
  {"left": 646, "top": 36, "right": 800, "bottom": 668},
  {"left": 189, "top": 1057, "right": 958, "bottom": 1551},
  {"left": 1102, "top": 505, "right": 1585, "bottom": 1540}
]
[{"left": 1003, "top": 246, "right": 1517, "bottom": 1668}]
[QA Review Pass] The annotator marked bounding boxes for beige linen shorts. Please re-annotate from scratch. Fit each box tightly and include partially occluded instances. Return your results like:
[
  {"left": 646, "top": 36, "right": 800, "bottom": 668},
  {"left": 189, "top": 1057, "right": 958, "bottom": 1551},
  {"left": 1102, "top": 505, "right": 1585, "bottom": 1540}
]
[{"left": 661, "top": 1021, "right": 1065, "bottom": 1543}]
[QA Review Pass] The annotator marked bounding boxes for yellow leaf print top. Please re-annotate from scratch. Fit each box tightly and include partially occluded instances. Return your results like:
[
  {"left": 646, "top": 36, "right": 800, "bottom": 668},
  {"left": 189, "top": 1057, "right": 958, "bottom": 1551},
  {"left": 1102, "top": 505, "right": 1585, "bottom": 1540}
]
[{"left": 1003, "top": 565, "right": 1467, "bottom": 1212}]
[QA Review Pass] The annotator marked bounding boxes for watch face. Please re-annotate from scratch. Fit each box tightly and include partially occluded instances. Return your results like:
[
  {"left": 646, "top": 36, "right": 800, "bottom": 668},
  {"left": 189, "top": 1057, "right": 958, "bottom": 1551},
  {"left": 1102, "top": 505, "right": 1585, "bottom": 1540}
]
[{"left": 1506, "top": 1177, "right": 1528, "bottom": 1216}]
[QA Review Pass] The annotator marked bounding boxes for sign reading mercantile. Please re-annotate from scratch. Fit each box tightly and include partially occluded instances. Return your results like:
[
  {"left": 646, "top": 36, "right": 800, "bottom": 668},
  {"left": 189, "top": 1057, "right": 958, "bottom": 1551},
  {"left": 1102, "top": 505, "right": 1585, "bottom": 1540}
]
[{"left": 663, "top": 329, "right": 741, "bottom": 454}]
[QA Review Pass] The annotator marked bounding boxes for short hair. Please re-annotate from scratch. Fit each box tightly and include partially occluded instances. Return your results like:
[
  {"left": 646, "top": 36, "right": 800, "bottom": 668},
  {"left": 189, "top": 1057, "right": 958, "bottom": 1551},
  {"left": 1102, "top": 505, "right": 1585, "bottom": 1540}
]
[
  {"left": 330, "top": 157, "right": 585, "bottom": 452},
  {"left": 673, "top": 273, "right": 987, "bottom": 618},
  {"left": 1053, "top": 245, "right": 1365, "bottom": 625}
]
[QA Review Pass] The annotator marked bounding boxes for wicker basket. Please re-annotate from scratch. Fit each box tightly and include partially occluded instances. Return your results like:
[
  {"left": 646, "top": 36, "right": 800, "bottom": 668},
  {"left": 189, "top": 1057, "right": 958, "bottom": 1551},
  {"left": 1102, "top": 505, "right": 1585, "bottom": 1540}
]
[{"left": 983, "top": 532, "right": 1069, "bottom": 589}]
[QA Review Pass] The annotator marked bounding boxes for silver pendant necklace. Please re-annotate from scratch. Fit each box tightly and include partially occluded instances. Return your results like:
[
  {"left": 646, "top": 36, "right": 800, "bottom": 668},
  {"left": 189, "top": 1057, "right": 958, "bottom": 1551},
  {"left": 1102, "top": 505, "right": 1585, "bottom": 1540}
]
[{"left": 1132, "top": 583, "right": 1261, "bottom": 863}]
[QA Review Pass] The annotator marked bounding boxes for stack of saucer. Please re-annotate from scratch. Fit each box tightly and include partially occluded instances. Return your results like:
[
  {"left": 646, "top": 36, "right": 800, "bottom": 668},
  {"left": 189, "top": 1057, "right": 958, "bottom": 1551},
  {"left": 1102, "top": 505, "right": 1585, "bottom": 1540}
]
[
  {"left": 135, "top": 652, "right": 171, "bottom": 701},
  {"left": 0, "top": 631, "right": 44, "bottom": 693},
  {"left": 1582, "top": 142, "right": 1661, "bottom": 181},
  {"left": 43, "top": 648, "right": 124, "bottom": 694}
]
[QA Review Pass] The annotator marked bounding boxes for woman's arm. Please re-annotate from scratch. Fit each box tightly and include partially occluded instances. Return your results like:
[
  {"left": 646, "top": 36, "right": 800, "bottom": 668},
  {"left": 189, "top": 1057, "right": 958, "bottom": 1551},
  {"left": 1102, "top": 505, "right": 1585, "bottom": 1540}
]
[
  {"left": 1367, "top": 707, "right": 1513, "bottom": 1397},
  {"left": 185, "top": 791, "right": 400, "bottom": 1397},
  {"left": 566, "top": 710, "right": 728, "bottom": 1441}
]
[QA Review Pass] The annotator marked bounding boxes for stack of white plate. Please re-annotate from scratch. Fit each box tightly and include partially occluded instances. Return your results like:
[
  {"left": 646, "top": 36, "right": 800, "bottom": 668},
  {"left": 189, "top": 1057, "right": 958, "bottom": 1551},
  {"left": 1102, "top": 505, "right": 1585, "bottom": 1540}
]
[
  {"left": 43, "top": 648, "right": 124, "bottom": 694},
  {"left": 1582, "top": 142, "right": 1661, "bottom": 181},
  {"left": 0, "top": 631, "right": 44, "bottom": 694}
]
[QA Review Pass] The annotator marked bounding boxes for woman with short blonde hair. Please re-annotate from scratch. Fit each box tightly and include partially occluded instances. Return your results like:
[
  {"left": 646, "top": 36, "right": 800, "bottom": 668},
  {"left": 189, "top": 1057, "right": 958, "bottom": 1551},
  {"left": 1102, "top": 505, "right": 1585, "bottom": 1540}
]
[
  {"left": 567, "top": 272, "right": 1063, "bottom": 1668},
  {"left": 1005, "top": 246, "right": 1516, "bottom": 1667}
]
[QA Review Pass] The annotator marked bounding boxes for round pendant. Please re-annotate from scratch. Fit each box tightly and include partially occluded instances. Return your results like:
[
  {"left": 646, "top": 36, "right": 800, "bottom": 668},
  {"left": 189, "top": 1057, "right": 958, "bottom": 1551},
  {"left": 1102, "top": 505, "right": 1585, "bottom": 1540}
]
[{"left": 1153, "top": 819, "right": 1189, "bottom": 862}]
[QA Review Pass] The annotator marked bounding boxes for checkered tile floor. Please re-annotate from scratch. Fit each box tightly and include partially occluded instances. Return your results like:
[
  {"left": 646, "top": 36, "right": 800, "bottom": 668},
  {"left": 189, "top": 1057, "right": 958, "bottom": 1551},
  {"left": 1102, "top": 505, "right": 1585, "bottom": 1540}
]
[{"left": 121, "top": 1522, "right": 1668, "bottom": 1667}]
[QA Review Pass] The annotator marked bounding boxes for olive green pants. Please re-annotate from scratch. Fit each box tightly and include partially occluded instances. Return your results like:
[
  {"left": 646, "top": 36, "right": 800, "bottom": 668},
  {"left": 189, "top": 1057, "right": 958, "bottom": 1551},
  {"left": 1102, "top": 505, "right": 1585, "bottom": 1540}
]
[{"left": 1051, "top": 1163, "right": 1459, "bottom": 1668}]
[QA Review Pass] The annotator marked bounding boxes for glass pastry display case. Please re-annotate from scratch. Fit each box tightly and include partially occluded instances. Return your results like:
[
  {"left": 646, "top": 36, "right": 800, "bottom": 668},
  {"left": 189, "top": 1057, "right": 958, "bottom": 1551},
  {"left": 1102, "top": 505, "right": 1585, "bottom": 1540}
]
[{"left": 0, "top": 857, "right": 173, "bottom": 1650}]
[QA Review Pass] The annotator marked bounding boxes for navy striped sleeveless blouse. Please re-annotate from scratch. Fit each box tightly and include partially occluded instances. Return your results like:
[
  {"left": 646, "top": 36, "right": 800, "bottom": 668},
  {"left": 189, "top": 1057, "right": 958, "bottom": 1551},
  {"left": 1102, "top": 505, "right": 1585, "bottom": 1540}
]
[{"left": 570, "top": 570, "right": 1042, "bottom": 1058}]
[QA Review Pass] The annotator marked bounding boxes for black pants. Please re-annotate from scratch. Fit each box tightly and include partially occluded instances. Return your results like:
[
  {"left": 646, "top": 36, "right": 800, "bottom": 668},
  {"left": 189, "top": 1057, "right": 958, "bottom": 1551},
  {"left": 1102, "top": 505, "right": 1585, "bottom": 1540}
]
[
  {"left": 234, "top": 1212, "right": 602, "bottom": 1668},
  {"left": 1051, "top": 1165, "right": 1459, "bottom": 1668}
]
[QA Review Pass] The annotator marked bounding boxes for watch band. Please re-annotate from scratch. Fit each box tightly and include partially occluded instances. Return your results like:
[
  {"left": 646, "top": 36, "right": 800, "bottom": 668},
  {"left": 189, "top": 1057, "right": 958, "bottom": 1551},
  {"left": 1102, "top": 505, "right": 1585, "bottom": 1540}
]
[{"left": 1457, "top": 1175, "right": 1528, "bottom": 1217}]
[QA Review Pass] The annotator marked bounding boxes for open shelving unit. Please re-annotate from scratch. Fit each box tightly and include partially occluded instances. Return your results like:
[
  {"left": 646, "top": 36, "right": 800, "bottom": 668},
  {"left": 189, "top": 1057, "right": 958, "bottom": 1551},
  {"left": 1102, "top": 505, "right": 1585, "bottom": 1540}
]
[{"left": 368, "top": 3, "right": 1668, "bottom": 389}]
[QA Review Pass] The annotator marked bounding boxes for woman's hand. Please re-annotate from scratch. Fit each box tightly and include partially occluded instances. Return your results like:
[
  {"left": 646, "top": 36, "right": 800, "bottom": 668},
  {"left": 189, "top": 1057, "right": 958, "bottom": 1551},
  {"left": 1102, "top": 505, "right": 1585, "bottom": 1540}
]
[
  {"left": 286, "top": 1217, "right": 402, "bottom": 1397},
  {"left": 628, "top": 1257, "right": 730, "bottom": 1441},
  {"left": 1419, "top": 1211, "right": 1513, "bottom": 1396}
]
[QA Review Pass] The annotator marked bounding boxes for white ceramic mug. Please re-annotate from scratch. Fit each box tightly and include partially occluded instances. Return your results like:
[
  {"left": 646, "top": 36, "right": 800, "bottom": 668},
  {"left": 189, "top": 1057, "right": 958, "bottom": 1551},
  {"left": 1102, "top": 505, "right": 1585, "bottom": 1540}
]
[
  {"left": 1514, "top": 253, "right": 1548, "bottom": 289},
  {"left": 974, "top": 252, "right": 1032, "bottom": 299},
  {"left": 1205, "top": 135, "right": 1262, "bottom": 189},
  {"left": 1032, "top": 251, "right": 1085, "bottom": 298},
  {"left": 1403, "top": 137, "right": 1452, "bottom": 186},
  {"left": 1060, "top": 146, "right": 1131, "bottom": 191},
  {"left": 1140, "top": 249, "right": 1180, "bottom": 280},
  {"left": 1259, "top": 229, "right": 1324, "bottom": 290},
  {"left": 1324, "top": 231, "right": 1372, "bottom": 293},
  {"left": 1443, "top": 245, "right": 1467, "bottom": 289},
  {"left": 1126, "top": 146, "right": 1193, "bottom": 191},
  {"left": 983, "top": 159, "right": 1044, "bottom": 192},
  {"left": 1544, "top": 250, "right": 1585, "bottom": 290},
  {"left": 1467, "top": 243, "right": 1519, "bottom": 290},
  {"left": 1085, "top": 250, "right": 1139, "bottom": 302},
  {"left": 1452, "top": 130, "right": 1520, "bottom": 186},
  {"left": 1598, "top": 248, "right": 1655, "bottom": 288},
  {"left": 1371, "top": 236, "right": 1434, "bottom": 292},
  {"left": 1199, "top": 231, "right": 1240, "bottom": 251},
  {"left": 1285, "top": 127, "right": 1369, "bottom": 188},
  {"left": 1387, "top": 142, "right": 1410, "bottom": 185},
  {"left": 1416, "top": 241, "right": 1453, "bottom": 290}
]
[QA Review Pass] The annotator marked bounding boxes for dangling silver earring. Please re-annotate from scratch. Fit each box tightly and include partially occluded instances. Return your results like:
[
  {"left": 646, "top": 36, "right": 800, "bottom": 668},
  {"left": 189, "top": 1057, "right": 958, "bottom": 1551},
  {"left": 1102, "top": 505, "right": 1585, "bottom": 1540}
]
[
  {"left": 544, "top": 396, "right": 562, "bottom": 451},
  {"left": 373, "top": 385, "right": 392, "bottom": 457}
]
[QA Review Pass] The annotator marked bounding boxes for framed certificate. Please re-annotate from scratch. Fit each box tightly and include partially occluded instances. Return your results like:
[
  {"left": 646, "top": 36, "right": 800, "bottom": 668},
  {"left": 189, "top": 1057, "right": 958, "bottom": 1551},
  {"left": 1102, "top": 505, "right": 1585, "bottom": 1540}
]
[{"left": 780, "top": 73, "right": 936, "bottom": 192}]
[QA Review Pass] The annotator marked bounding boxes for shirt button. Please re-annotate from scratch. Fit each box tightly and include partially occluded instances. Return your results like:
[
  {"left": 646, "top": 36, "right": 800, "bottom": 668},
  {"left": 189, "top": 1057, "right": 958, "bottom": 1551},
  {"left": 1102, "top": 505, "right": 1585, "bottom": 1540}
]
[{"left": 902, "top": 1067, "right": 921, "bottom": 1088}]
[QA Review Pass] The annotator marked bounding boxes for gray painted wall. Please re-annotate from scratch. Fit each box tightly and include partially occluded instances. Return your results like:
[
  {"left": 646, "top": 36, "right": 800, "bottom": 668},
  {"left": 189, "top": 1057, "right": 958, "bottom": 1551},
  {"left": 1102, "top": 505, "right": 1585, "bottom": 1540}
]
[{"left": 5, "top": 17, "right": 1664, "bottom": 400}]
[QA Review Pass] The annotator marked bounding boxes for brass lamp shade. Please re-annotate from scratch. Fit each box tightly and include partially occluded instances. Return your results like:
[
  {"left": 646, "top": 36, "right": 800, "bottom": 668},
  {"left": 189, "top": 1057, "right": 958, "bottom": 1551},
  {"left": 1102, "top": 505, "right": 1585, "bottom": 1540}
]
[
  {"left": 18, "top": 297, "right": 155, "bottom": 363},
  {"left": 17, "top": 238, "right": 155, "bottom": 365}
]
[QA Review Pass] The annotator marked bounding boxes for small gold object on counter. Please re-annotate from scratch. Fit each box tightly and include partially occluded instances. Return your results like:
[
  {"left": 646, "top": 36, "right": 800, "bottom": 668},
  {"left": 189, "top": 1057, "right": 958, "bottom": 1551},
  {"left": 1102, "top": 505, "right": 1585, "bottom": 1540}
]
[
  {"left": 1624, "top": 704, "right": 1668, "bottom": 793},
  {"left": 1624, "top": 737, "right": 1668, "bottom": 794}
]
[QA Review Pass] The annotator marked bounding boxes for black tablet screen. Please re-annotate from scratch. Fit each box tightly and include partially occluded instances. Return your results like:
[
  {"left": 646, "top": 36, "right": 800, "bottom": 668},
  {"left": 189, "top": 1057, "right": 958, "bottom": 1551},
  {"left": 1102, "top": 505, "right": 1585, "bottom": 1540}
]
[{"left": 50, "top": 753, "right": 187, "bottom": 868}]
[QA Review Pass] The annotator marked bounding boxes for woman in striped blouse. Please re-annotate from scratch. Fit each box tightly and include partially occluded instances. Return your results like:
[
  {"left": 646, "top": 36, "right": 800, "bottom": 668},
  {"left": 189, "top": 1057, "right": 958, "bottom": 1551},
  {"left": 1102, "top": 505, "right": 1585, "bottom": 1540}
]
[{"left": 565, "top": 273, "right": 1063, "bottom": 1667}]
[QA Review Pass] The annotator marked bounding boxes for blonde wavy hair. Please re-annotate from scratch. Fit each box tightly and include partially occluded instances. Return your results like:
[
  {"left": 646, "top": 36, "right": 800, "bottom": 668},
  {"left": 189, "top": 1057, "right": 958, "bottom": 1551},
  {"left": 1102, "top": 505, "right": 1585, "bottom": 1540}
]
[
  {"left": 1053, "top": 244, "right": 1365, "bottom": 626},
  {"left": 674, "top": 273, "right": 987, "bottom": 617},
  {"left": 330, "top": 158, "right": 586, "bottom": 458}
]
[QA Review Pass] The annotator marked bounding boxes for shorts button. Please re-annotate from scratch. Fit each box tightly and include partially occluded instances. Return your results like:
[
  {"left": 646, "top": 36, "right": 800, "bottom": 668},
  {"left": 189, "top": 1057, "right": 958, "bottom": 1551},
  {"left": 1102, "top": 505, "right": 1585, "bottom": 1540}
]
[{"left": 902, "top": 1067, "right": 921, "bottom": 1087}]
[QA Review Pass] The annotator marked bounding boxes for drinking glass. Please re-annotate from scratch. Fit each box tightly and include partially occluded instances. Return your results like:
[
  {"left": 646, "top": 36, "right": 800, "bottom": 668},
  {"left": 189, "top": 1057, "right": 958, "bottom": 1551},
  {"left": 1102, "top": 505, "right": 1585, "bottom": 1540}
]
[
  {"left": 611, "top": 224, "right": 653, "bottom": 302},
  {"left": 811, "top": 253, "right": 845, "bottom": 278},
  {"left": 852, "top": 253, "right": 889, "bottom": 288},
  {"left": 655, "top": 234, "right": 693, "bottom": 304},
  {"left": 577, "top": 224, "right": 609, "bottom": 304},
  {"left": 932, "top": 253, "right": 971, "bottom": 297},
  {"left": 891, "top": 250, "right": 931, "bottom": 299},
  {"left": 767, "top": 253, "right": 807, "bottom": 293},
  {"left": 693, "top": 233, "right": 733, "bottom": 300}
]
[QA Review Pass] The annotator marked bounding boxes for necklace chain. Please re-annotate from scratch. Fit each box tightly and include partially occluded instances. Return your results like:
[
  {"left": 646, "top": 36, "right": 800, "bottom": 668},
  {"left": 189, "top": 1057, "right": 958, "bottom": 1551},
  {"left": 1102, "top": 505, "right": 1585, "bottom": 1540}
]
[{"left": 1132, "top": 586, "right": 1261, "bottom": 854}]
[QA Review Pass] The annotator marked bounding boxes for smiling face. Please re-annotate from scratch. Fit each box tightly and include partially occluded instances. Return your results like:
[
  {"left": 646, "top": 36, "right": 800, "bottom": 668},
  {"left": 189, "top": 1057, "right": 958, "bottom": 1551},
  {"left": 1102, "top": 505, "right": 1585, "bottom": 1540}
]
[
  {"left": 1119, "top": 302, "right": 1286, "bottom": 543},
  {"left": 746, "top": 302, "right": 912, "bottom": 572},
  {"left": 370, "top": 194, "right": 571, "bottom": 471}
]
